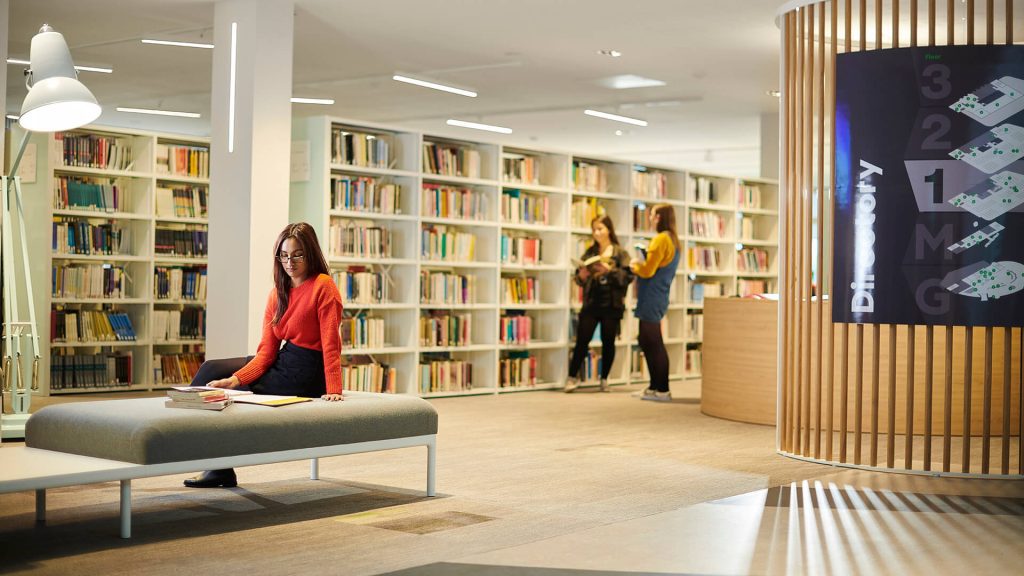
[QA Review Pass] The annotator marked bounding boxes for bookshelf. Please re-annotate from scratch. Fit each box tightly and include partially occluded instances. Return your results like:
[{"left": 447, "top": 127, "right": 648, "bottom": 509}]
[
  {"left": 14, "top": 125, "right": 210, "bottom": 395},
  {"left": 292, "top": 116, "right": 779, "bottom": 396}
]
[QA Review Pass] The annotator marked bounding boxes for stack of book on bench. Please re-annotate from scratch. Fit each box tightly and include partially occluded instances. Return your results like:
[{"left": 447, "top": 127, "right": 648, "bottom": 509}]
[{"left": 165, "top": 386, "right": 251, "bottom": 410}]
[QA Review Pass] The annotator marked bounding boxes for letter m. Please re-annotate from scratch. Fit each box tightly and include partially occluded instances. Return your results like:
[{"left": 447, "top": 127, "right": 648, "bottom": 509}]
[{"left": 916, "top": 224, "right": 953, "bottom": 261}]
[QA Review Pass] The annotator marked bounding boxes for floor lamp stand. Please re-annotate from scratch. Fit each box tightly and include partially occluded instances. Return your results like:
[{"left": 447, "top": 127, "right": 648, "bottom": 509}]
[{"left": 1, "top": 130, "right": 41, "bottom": 440}]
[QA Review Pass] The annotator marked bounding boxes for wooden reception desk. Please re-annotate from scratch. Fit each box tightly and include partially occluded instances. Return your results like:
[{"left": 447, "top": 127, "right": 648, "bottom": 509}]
[
  {"left": 702, "top": 298, "right": 779, "bottom": 425},
  {"left": 701, "top": 297, "right": 1021, "bottom": 434}
]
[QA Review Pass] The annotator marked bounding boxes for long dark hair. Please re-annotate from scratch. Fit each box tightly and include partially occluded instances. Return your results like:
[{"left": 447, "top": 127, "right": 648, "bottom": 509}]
[
  {"left": 272, "top": 222, "right": 330, "bottom": 325},
  {"left": 652, "top": 204, "right": 680, "bottom": 251},
  {"left": 588, "top": 214, "right": 621, "bottom": 252}
]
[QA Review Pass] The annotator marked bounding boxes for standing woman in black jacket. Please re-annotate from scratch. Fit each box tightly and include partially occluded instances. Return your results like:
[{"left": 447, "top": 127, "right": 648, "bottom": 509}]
[{"left": 565, "top": 215, "right": 634, "bottom": 392}]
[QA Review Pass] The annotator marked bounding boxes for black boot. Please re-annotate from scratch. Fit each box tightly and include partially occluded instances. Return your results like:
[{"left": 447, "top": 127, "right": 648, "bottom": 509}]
[{"left": 183, "top": 468, "right": 238, "bottom": 488}]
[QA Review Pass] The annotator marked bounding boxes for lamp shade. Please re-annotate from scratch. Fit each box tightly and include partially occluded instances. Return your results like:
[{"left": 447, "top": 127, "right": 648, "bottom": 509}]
[{"left": 18, "top": 26, "right": 101, "bottom": 132}]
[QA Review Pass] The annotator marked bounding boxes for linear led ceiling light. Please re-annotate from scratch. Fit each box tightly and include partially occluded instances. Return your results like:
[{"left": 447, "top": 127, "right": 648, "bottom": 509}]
[
  {"left": 291, "top": 97, "right": 335, "bottom": 105},
  {"left": 392, "top": 74, "right": 477, "bottom": 97},
  {"left": 583, "top": 109, "right": 648, "bottom": 127},
  {"left": 446, "top": 119, "right": 512, "bottom": 134},
  {"left": 8, "top": 57, "right": 112, "bottom": 74},
  {"left": 141, "top": 39, "right": 215, "bottom": 49},
  {"left": 116, "top": 107, "right": 201, "bottom": 118}
]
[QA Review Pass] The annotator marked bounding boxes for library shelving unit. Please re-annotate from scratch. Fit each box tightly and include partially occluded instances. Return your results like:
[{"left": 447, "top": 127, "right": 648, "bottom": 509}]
[
  {"left": 680, "top": 173, "right": 780, "bottom": 379},
  {"left": 14, "top": 124, "right": 210, "bottom": 395},
  {"left": 292, "top": 116, "right": 779, "bottom": 397}
]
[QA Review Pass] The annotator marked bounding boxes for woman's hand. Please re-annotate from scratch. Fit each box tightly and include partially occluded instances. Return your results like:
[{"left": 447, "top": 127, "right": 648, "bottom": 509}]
[
  {"left": 321, "top": 393, "right": 344, "bottom": 402},
  {"left": 577, "top": 266, "right": 591, "bottom": 280},
  {"left": 207, "top": 376, "right": 242, "bottom": 389},
  {"left": 590, "top": 263, "right": 609, "bottom": 276}
]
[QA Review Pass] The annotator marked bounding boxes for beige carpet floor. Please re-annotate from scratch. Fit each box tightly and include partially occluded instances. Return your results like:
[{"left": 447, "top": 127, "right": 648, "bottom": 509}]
[{"left": 0, "top": 382, "right": 842, "bottom": 575}]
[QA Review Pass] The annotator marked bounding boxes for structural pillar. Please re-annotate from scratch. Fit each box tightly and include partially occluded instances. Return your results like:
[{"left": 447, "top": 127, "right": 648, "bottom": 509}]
[
  {"left": 760, "top": 111, "right": 779, "bottom": 180},
  {"left": 208, "top": 0, "right": 294, "bottom": 357}
]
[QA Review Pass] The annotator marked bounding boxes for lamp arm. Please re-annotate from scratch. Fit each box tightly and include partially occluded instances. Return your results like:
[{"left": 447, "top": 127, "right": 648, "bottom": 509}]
[{"left": 7, "top": 130, "right": 32, "bottom": 184}]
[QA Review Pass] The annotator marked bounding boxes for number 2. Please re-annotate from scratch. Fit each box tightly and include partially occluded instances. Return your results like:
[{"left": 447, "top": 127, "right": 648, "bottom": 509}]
[{"left": 921, "top": 114, "right": 951, "bottom": 150}]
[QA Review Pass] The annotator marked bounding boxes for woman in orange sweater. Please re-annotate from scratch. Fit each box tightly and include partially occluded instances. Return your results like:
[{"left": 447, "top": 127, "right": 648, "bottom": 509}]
[{"left": 183, "top": 222, "right": 343, "bottom": 488}]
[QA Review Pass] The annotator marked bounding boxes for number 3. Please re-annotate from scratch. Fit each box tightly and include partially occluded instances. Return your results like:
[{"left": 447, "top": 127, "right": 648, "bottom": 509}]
[{"left": 921, "top": 64, "right": 951, "bottom": 99}]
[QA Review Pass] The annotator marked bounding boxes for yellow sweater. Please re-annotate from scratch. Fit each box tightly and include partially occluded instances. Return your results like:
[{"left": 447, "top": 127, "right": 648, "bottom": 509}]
[{"left": 631, "top": 232, "right": 676, "bottom": 279}]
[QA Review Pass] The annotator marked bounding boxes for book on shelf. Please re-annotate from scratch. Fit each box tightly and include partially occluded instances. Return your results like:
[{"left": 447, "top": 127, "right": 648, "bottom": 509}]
[
  {"left": 56, "top": 132, "right": 134, "bottom": 171},
  {"left": 155, "top": 143, "right": 210, "bottom": 179}
]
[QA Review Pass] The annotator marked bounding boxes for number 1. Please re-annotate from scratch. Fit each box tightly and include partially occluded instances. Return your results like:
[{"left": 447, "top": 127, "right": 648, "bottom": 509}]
[{"left": 924, "top": 168, "right": 944, "bottom": 204}]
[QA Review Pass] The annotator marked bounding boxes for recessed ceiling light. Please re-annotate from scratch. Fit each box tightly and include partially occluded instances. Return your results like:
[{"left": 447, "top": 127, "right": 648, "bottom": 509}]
[
  {"left": 584, "top": 109, "right": 648, "bottom": 127},
  {"left": 766, "top": 90, "right": 781, "bottom": 98},
  {"left": 597, "top": 49, "right": 622, "bottom": 58},
  {"left": 7, "top": 57, "right": 112, "bottom": 73},
  {"left": 116, "top": 107, "right": 201, "bottom": 118},
  {"left": 393, "top": 74, "right": 477, "bottom": 97},
  {"left": 598, "top": 74, "right": 666, "bottom": 90},
  {"left": 446, "top": 119, "right": 512, "bottom": 134},
  {"left": 141, "top": 39, "right": 215, "bottom": 49},
  {"left": 290, "top": 97, "right": 335, "bottom": 105},
  {"left": 615, "top": 130, "right": 624, "bottom": 136}
]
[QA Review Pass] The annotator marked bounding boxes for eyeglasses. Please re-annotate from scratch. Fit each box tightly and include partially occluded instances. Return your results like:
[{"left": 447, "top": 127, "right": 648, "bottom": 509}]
[{"left": 277, "top": 254, "right": 306, "bottom": 263}]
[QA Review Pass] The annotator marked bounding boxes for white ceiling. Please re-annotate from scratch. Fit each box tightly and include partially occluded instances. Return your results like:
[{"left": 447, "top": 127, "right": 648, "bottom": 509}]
[{"left": 6, "top": 0, "right": 788, "bottom": 177}]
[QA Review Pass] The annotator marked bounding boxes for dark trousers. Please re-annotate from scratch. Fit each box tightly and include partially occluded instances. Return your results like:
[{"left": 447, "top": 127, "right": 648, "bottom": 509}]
[
  {"left": 191, "top": 341, "right": 327, "bottom": 398},
  {"left": 568, "top": 309, "right": 621, "bottom": 380},
  {"left": 637, "top": 320, "right": 670, "bottom": 392}
]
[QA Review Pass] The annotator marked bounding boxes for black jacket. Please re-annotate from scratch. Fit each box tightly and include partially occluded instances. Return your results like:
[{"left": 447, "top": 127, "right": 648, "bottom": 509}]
[{"left": 574, "top": 243, "right": 634, "bottom": 314}]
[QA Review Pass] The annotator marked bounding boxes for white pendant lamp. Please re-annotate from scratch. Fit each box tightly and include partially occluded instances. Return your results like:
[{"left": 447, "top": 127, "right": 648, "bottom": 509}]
[{"left": 18, "top": 24, "right": 102, "bottom": 132}]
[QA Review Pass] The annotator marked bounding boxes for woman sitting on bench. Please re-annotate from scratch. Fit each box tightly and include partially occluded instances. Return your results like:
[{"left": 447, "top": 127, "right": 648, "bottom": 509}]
[{"left": 184, "top": 222, "right": 344, "bottom": 488}]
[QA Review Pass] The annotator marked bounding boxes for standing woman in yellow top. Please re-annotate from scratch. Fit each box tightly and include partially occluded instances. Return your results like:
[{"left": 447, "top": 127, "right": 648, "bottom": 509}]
[{"left": 630, "top": 204, "right": 680, "bottom": 402}]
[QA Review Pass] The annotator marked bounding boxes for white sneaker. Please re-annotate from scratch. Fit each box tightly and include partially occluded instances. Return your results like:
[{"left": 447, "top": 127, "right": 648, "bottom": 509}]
[
  {"left": 631, "top": 387, "right": 655, "bottom": 398},
  {"left": 564, "top": 377, "right": 579, "bottom": 393},
  {"left": 599, "top": 379, "right": 610, "bottom": 392},
  {"left": 641, "top": 390, "right": 672, "bottom": 402}
]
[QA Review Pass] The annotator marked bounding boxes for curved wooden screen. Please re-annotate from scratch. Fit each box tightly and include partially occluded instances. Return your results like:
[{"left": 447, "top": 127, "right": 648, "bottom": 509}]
[{"left": 777, "top": 0, "right": 1022, "bottom": 477}]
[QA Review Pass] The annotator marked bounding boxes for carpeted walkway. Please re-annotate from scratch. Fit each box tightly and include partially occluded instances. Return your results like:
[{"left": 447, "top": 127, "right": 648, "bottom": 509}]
[{"left": 0, "top": 383, "right": 833, "bottom": 575}]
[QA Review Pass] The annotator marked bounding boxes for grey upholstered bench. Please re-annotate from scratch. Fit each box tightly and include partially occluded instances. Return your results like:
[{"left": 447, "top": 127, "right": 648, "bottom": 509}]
[{"left": 0, "top": 392, "right": 437, "bottom": 538}]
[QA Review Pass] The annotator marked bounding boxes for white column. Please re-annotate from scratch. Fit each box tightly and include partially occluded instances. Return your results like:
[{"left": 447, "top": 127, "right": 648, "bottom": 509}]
[
  {"left": 208, "top": 0, "right": 294, "bottom": 357},
  {"left": 1, "top": 0, "right": 8, "bottom": 163},
  {"left": 760, "top": 111, "right": 780, "bottom": 180}
]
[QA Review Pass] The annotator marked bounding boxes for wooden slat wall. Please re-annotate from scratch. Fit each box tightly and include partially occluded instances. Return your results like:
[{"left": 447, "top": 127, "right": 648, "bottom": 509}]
[{"left": 778, "top": 0, "right": 1022, "bottom": 476}]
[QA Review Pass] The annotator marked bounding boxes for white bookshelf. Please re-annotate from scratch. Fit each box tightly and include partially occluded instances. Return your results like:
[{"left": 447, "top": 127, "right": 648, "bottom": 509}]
[
  {"left": 291, "top": 116, "right": 779, "bottom": 396},
  {"left": 15, "top": 124, "right": 210, "bottom": 395}
]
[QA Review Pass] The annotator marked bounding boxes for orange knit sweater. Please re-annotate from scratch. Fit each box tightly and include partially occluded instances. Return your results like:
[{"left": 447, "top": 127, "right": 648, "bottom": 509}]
[{"left": 233, "top": 274, "right": 344, "bottom": 394}]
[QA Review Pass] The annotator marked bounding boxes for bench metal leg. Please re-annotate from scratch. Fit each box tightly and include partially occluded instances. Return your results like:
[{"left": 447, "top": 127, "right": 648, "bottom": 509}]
[
  {"left": 120, "top": 480, "right": 131, "bottom": 539},
  {"left": 310, "top": 458, "right": 319, "bottom": 480},
  {"left": 427, "top": 440, "right": 436, "bottom": 497},
  {"left": 35, "top": 489, "right": 45, "bottom": 524}
]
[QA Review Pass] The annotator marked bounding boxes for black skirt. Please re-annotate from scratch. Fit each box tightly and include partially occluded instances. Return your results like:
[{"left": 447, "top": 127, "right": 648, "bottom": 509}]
[{"left": 250, "top": 341, "right": 326, "bottom": 398}]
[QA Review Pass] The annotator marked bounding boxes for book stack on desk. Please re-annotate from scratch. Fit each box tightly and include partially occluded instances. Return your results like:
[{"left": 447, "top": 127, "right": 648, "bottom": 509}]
[{"left": 165, "top": 386, "right": 236, "bottom": 410}]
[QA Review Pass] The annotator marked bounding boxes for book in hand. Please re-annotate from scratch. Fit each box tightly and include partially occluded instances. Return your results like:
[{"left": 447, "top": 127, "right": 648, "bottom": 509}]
[
  {"left": 572, "top": 245, "right": 616, "bottom": 270},
  {"left": 230, "top": 394, "right": 313, "bottom": 407}
]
